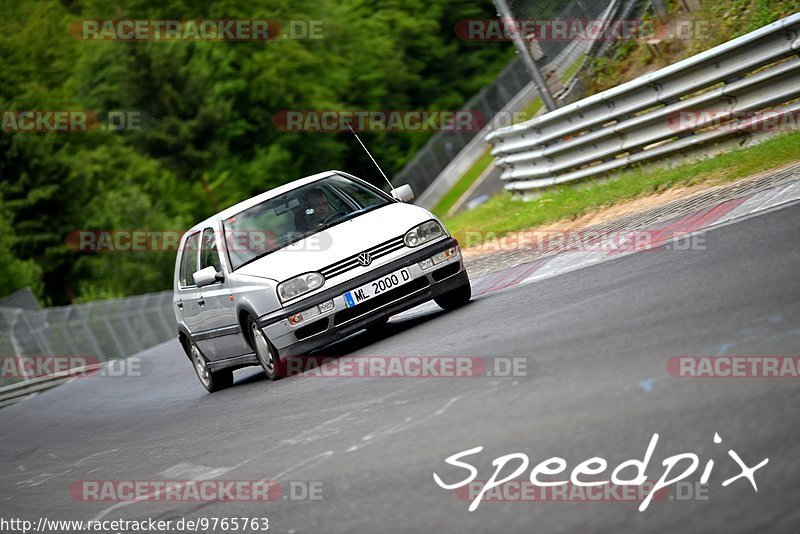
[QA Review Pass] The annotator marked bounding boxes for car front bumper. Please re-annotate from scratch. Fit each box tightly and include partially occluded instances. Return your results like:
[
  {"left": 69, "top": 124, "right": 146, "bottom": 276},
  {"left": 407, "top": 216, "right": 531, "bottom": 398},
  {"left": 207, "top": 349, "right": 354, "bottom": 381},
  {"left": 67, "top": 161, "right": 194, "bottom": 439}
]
[{"left": 258, "top": 237, "right": 469, "bottom": 359}]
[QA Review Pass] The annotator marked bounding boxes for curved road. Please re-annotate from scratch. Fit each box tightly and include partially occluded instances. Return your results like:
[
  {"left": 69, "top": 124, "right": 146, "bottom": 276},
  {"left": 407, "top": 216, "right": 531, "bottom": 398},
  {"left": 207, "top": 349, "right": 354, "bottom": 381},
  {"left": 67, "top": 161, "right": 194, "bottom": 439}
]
[{"left": 2, "top": 202, "right": 800, "bottom": 533}]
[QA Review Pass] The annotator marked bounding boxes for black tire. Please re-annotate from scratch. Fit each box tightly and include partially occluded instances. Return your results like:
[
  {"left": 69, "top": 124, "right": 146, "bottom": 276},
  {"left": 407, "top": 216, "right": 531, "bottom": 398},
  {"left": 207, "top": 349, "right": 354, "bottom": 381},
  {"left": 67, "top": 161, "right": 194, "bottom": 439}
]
[
  {"left": 248, "top": 317, "right": 286, "bottom": 380},
  {"left": 434, "top": 283, "right": 472, "bottom": 311},
  {"left": 189, "top": 340, "right": 234, "bottom": 392}
]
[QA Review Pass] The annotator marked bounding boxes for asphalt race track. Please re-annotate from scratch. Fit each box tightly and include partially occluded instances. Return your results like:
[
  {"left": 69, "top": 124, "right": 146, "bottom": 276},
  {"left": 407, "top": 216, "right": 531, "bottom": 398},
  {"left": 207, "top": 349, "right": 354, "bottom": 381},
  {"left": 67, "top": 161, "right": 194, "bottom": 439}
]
[{"left": 1, "top": 202, "right": 799, "bottom": 533}]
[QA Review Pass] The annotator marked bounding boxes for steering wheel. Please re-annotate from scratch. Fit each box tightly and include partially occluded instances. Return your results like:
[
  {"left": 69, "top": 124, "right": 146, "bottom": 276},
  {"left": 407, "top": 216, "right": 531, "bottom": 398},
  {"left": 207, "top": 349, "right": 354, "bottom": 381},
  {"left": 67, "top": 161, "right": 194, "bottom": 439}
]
[{"left": 320, "top": 211, "right": 342, "bottom": 225}]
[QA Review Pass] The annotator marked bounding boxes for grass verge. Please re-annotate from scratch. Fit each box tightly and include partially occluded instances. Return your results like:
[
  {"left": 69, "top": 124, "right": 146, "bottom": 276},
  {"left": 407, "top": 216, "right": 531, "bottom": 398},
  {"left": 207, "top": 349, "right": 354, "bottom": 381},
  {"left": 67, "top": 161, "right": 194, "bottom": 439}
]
[
  {"left": 515, "top": 97, "right": 543, "bottom": 123},
  {"left": 442, "top": 130, "right": 800, "bottom": 244},
  {"left": 560, "top": 54, "right": 587, "bottom": 85},
  {"left": 431, "top": 149, "right": 494, "bottom": 218}
]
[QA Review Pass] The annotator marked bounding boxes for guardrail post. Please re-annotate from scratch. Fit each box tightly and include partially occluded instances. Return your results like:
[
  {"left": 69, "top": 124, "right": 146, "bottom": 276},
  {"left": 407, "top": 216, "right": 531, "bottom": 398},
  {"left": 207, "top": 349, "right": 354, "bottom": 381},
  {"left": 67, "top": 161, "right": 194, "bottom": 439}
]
[{"left": 492, "top": 0, "right": 558, "bottom": 112}]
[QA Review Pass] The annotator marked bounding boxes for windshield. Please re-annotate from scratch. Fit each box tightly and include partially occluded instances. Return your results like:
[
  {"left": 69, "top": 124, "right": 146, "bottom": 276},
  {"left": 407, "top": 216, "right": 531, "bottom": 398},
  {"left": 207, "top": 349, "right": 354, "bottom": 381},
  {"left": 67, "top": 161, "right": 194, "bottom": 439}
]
[{"left": 223, "top": 174, "right": 392, "bottom": 270}]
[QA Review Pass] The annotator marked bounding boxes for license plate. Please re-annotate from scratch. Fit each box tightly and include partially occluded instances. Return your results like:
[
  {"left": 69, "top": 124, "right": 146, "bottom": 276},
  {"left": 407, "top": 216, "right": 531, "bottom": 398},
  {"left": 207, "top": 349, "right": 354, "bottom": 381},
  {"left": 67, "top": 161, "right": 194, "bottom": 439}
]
[{"left": 344, "top": 268, "right": 412, "bottom": 308}]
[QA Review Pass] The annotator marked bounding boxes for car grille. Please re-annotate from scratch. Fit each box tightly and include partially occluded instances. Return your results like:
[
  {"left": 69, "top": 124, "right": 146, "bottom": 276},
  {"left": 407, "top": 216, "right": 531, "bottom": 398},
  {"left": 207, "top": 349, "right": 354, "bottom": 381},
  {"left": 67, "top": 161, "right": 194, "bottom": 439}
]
[{"left": 320, "top": 236, "right": 405, "bottom": 279}]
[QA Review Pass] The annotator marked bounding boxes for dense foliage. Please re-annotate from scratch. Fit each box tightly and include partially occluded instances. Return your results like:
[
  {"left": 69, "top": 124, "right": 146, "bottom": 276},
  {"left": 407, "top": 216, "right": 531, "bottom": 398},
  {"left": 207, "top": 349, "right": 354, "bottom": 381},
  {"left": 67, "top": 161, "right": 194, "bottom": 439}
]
[{"left": 0, "top": 0, "right": 513, "bottom": 304}]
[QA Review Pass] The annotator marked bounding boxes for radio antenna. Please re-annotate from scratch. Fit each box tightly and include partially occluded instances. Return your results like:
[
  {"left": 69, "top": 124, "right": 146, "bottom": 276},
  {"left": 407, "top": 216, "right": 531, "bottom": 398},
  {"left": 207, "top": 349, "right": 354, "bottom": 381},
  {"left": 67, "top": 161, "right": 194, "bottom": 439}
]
[{"left": 345, "top": 121, "right": 396, "bottom": 197}]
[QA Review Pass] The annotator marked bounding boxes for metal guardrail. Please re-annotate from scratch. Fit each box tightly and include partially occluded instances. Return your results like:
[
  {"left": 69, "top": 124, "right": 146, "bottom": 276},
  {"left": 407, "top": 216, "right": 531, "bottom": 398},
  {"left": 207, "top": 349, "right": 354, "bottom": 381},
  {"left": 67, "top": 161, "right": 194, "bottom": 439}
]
[
  {"left": 0, "top": 290, "right": 176, "bottom": 404},
  {"left": 486, "top": 13, "right": 800, "bottom": 194},
  {"left": 0, "top": 362, "right": 111, "bottom": 409}
]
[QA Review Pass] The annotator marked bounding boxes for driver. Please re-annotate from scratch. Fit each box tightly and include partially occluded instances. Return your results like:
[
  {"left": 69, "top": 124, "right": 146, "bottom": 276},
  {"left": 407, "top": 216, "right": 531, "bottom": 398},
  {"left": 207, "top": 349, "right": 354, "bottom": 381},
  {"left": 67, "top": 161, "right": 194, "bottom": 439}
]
[{"left": 299, "top": 187, "right": 332, "bottom": 230}]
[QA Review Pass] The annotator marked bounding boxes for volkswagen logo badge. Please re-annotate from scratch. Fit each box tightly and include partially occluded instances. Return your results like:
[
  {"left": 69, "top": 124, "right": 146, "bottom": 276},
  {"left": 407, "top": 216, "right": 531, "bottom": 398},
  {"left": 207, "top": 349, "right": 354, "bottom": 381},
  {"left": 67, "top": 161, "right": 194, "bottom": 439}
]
[{"left": 357, "top": 252, "right": 372, "bottom": 267}]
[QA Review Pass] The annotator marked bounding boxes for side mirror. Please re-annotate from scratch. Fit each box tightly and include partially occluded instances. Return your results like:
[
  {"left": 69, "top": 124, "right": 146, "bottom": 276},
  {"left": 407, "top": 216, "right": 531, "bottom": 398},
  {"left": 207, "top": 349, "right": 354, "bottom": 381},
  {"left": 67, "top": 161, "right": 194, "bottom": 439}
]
[
  {"left": 391, "top": 184, "right": 414, "bottom": 203},
  {"left": 193, "top": 266, "right": 224, "bottom": 287}
]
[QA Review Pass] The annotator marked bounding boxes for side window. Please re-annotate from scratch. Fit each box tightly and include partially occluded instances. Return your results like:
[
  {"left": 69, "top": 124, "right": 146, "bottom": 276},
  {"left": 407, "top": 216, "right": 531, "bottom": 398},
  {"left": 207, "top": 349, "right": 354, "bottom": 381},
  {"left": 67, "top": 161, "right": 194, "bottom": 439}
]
[
  {"left": 200, "top": 228, "right": 222, "bottom": 273},
  {"left": 179, "top": 232, "right": 200, "bottom": 287},
  {"left": 321, "top": 187, "right": 349, "bottom": 213}
]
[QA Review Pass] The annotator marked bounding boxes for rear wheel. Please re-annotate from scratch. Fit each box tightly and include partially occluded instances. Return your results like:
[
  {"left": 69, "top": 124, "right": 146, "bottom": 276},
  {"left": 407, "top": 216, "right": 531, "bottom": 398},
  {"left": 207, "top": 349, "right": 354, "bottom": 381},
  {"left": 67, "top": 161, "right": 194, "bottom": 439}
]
[
  {"left": 190, "top": 341, "right": 233, "bottom": 392},
  {"left": 434, "top": 283, "right": 472, "bottom": 311},
  {"left": 249, "top": 317, "right": 286, "bottom": 380}
]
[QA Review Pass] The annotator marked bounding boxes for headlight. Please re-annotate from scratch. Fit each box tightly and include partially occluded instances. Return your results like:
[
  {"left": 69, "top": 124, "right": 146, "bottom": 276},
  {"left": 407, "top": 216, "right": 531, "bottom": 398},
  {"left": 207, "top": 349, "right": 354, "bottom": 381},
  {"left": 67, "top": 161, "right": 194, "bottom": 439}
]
[
  {"left": 277, "top": 272, "right": 324, "bottom": 302},
  {"left": 404, "top": 220, "right": 445, "bottom": 247}
]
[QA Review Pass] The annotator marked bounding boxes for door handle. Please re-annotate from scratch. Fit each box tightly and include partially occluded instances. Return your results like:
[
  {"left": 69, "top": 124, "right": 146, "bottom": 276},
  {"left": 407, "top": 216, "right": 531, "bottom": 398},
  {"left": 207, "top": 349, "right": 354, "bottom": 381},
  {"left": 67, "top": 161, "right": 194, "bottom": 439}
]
[
  {"left": 197, "top": 299, "right": 205, "bottom": 307},
  {"left": 176, "top": 301, "right": 183, "bottom": 309}
]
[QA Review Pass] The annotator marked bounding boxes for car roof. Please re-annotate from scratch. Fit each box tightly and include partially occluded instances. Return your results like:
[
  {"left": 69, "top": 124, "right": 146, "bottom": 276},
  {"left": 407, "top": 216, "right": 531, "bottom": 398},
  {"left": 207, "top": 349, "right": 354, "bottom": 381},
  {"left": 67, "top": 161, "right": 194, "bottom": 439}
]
[{"left": 186, "top": 169, "right": 341, "bottom": 234}]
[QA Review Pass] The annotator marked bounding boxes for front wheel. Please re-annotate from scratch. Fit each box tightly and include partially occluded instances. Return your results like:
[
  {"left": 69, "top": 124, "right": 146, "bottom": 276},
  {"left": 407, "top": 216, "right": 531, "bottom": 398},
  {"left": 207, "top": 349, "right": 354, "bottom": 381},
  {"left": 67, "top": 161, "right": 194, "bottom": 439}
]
[
  {"left": 249, "top": 317, "right": 286, "bottom": 380},
  {"left": 434, "top": 283, "right": 472, "bottom": 311},
  {"left": 190, "top": 341, "right": 233, "bottom": 392}
]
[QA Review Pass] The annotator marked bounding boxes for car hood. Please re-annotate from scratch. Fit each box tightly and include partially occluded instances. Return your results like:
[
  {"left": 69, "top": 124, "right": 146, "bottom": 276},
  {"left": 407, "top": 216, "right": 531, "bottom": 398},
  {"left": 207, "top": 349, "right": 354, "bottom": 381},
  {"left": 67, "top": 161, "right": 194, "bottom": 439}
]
[{"left": 236, "top": 202, "right": 439, "bottom": 282}]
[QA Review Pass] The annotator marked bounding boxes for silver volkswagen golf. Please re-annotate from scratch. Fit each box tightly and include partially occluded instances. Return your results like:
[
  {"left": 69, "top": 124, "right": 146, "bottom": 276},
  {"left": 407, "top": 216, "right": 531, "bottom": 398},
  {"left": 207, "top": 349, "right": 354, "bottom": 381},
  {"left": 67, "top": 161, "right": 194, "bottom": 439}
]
[{"left": 173, "top": 171, "right": 471, "bottom": 391}]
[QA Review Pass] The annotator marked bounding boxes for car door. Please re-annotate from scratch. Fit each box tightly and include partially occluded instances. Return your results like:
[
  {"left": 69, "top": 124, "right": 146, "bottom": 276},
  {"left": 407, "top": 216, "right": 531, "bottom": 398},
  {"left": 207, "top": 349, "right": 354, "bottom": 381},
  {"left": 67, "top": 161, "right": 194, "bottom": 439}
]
[
  {"left": 195, "top": 225, "right": 242, "bottom": 361},
  {"left": 176, "top": 231, "right": 203, "bottom": 335}
]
